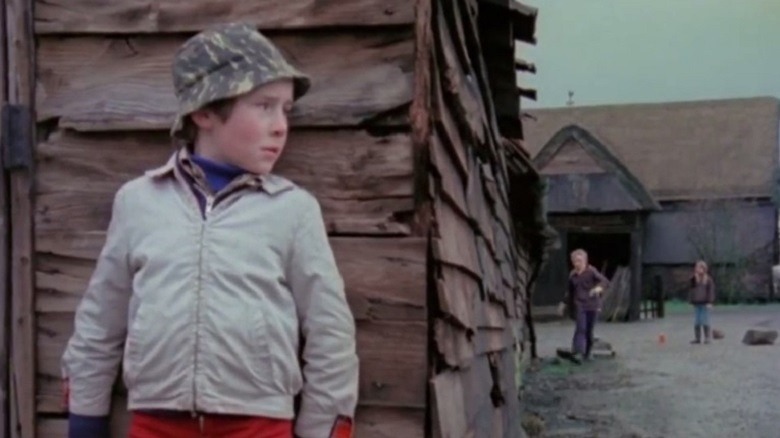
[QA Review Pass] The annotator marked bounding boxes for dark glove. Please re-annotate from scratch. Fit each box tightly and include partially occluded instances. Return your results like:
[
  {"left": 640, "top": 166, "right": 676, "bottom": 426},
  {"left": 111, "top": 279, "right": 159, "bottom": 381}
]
[{"left": 68, "top": 413, "right": 110, "bottom": 438}]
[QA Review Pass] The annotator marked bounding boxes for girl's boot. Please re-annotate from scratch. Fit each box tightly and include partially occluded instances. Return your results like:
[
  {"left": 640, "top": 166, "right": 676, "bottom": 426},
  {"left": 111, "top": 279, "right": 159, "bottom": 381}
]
[{"left": 691, "top": 325, "right": 701, "bottom": 344}]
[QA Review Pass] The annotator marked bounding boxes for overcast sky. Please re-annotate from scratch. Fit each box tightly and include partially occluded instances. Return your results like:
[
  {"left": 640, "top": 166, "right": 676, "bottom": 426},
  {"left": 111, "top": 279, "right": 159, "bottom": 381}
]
[{"left": 520, "top": 0, "right": 780, "bottom": 109}]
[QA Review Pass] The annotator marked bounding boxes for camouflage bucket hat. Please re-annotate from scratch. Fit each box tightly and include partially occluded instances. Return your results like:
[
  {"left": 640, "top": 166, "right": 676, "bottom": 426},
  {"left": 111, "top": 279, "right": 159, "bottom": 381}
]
[{"left": 170, "top": 22, "right": 311, "bottom": 137}]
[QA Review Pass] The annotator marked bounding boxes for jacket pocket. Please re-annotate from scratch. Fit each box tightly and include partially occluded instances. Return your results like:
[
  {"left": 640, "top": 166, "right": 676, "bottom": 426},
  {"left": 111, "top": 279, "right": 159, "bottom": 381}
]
[
  {"left": 123, "top": 306, "right": 152, "bottom": 388},
  {"left": 249, "top": 308, "right": 276, "bottom": 388}
]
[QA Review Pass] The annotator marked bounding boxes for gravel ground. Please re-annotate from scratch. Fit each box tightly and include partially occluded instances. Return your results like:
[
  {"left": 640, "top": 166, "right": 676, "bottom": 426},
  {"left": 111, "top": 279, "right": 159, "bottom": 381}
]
[{"left": 521, "top": 305, "right": 780, "bottom": 438}]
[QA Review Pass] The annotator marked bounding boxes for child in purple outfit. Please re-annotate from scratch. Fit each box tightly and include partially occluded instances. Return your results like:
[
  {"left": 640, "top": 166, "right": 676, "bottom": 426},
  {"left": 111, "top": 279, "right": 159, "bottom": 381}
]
[{"left": 562, "top": 249, "right": 610, "bottom": 363}]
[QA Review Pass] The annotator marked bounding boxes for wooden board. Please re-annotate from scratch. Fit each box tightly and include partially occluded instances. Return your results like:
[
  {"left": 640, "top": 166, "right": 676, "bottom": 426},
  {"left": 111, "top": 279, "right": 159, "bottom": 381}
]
[
  {"left": 437, "top": 266, "right": 478, "bottom": 329},
  {"left": 430, "top": 134, "right": 468, "bottom": 219},
  {"left": 431, "top": 370, "right": 467, "bottom": 438},
  {"left": 0, "top": 4, "right": 9, "bottom": 435},
  {"left": 434, "top": 319, "right": 473, "bottom": 368},
  {"left": 36, "top": 30, "right": 414, "bottom": 130},
  {"left": 35, "top": 130, "right": 415, "bottom": 236},
  {"left": 432, "top": 199, "right": 480, "bottom": 277},
  {"left": 38, "top": 405, "right": 425, "bottom": 437},
  {"left": 34, "top": 0, "right": 416, "bottom": 34},
  {"left": 433, "top": 5, "right": 486, "bottom": 146},
  {"left": 460, "top": 354, "right": 494, "bottom": 431},
  {"left": 34, "top": 237, "right": 427, "bottom": 321},
  {"left": 38, "top": 316, "right": 427, "bottom": 412},
  {"left": 466, "top": 157, "right": 496, "bottom": 255},
  {"left": 7, "top": 0, "right": 37, "bottom": 435}
]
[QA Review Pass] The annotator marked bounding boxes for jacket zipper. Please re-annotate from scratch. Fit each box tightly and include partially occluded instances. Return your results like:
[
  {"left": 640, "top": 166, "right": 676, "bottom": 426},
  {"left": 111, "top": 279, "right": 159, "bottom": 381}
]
[{"left": 192, "top": 193, "right": 213, "bottom": 415}]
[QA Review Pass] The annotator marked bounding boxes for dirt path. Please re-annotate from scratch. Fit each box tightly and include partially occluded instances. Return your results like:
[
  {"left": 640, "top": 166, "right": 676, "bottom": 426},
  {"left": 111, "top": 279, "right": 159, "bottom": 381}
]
[{"left": 521, "top": 305, "right": 780, "bottom": 438}]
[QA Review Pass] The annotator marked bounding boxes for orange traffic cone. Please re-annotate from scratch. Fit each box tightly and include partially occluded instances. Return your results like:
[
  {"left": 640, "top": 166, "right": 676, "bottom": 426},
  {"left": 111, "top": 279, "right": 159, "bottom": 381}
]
[{"left": 658, "top": 333, "right": 667, "bottom": 344}]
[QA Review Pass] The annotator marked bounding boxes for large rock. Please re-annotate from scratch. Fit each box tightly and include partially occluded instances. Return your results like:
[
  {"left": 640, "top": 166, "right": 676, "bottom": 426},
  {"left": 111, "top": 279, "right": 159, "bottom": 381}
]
[{"left": 742, "top": 329, "right": 778, "bottom": 346}]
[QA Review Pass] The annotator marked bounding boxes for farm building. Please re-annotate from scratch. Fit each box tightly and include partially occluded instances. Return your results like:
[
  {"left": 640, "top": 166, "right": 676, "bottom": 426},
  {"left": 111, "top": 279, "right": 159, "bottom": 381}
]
[
  {"left": 524, "top": 97, "right": 780, "bottom": 319},
  {"left": 1, "top": 0, "right": 549, "bottom": 437}
]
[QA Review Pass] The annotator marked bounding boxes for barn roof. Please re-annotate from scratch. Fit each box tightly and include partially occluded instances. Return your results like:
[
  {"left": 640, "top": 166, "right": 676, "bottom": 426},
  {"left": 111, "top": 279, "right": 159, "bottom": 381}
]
[
  {"left": 534, "top": 125, "right": 660, "bottom": 213},
  {"left": 523, "top": 97, "right": 780, "bottom": 201}
]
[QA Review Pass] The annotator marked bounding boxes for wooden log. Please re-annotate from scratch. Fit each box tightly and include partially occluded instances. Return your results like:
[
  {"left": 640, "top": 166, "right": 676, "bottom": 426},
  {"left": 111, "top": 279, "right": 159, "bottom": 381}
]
[
  {"left": 431, "top": 370, "right": 467, "bottom": 438},
  {"left": 434, "top": 319, "right": 473, "bottom": 368},
  {"left": 36, "top": 30, "right": 414, "bottom": 130},
  {"left": 38, "top": 315, "right": 428, "bottom": 412},
  {"left": 34, "top": 0, "right": 416, "bottom": 34},
  {"left": 432, "top": 198, "right": 480, "bottom": 277},
  {"left": 39, "top": 405, "right": 425, "bottom": 437},
  {"left": 6, "top": 0, "right": 36, "bottom": 435},
  {"left": 34, "top": 237, "right": 427, "bottom": 323},
  {"left": 35, "top": 130, "right": 415, "bottom": 236}
]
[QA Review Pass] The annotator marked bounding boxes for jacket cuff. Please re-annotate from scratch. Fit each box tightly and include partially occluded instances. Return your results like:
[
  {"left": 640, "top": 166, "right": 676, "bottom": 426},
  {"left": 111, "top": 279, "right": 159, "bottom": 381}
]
[{"left": 69, "top": 413, "right": 110, "bottom": 438}]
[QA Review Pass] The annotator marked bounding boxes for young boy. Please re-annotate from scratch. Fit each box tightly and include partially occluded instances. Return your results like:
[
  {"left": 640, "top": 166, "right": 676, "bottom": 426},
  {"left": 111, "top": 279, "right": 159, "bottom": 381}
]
[
  {"left": 62, "top": 23, "right": 359, "bottom": 438},
  {"left": 563, "top": 249, "right": 609, "bottom": 363}
]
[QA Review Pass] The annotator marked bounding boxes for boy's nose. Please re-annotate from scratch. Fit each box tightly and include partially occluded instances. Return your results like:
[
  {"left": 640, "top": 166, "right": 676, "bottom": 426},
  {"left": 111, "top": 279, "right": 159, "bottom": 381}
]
[{"left": 270, "top": 111, "right": 288, "bottom": 136}]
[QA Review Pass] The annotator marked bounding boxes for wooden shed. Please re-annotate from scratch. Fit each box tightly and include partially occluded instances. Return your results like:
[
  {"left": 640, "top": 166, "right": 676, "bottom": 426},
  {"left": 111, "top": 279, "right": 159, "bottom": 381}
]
[{"left": 1, "top": 0, "right": 548, "bottom": 436}]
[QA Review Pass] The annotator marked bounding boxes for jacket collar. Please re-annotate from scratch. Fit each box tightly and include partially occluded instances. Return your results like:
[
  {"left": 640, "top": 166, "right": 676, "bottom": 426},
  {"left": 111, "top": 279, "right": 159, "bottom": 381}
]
[{"left": 145, "top": 149, "right": 295, "bottom": 196}]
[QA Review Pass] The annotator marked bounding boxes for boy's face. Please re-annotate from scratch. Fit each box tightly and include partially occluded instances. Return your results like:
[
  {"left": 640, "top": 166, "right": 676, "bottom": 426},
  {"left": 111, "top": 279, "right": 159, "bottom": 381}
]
[
  {"left": 572, "top": 254, "right": 587, "bottom": 271},
  {"left": 192, "top": 79, "right": 295, "bottom": 175}
]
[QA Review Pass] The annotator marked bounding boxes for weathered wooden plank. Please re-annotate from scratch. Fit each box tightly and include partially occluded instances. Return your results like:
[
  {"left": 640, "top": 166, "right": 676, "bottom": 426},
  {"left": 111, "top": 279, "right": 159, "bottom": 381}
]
[
  {"left": 0, "top": 4, "right": 9, "bottom": 435},
  {"left": 461, "top": 354, "right": 493, "bottom": 431},
  {"left": 430, "top": 134, "right": 468, "bottom": 220},
  {"left": 38, "top": 316, "right": 428, "bottom": 412},
  {"left": 34, "top": 0, "right": 416, "bottom": 34},
  {"left": 437, "top": 266, "right": 477, "bottom": 329},
  {"left": 476, "top": 236, "right": 503, "bottom": 303},
  {"left": 35, "top": 130, "right": 415, "bottom": 236},
  {"left": 432, "top": 199, "right": 480, "bottom": 277},
  {"left": 434, "top": 319, "right": 473, "bottom": 368},
  {"left": 354, "top": 407, "right": 426, "bottom": 438},
  {"left": 466, "top": 156, "right": 496, "bottom": 255},
  {"left": 431, "top": 59, "right": 469, "bottom": 181},
  {"left": 431, "top": 370, "right": 467, "bottom": 438},
  {"left": 34, "top": 238, "right": 427, "bottom": 324},
  {"left": 39, "top": 406, "right": 425, "bottom": 437},
  {"left": 37, "top": 30, "right": 414, "bottom": 130},
  {"left": 473, "top": 328, "right": 514, "bottom": 356},
  {"left": 433, "top": 4, "right": 486, "bottom": 146},
  {"left": 7, "top": 0, "right": 36, "bottom": 434}
]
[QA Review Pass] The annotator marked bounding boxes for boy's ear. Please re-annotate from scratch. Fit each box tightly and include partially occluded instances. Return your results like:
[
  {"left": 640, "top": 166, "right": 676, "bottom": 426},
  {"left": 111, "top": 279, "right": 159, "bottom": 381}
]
[{"left": 190, "top": 108, "right": 218, "bottom": 130}]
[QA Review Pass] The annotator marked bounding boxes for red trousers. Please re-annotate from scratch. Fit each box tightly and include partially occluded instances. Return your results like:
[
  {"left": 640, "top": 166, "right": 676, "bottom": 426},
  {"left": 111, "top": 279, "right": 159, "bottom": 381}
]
[{"left": 129, "top": 412, "right": 293, "bottom": 438}]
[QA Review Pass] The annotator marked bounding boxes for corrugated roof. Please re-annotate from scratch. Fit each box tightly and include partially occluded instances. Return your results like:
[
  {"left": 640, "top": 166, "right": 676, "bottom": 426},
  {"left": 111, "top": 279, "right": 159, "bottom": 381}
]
[{"left": 523, "top": 97, "right": 780, "bottom": 201}]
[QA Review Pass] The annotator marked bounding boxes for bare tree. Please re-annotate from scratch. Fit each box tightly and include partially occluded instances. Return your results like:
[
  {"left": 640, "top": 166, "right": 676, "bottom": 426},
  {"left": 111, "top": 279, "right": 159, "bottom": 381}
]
[{"left": 684, "top": 199, "right": 752, "bottom": 303}]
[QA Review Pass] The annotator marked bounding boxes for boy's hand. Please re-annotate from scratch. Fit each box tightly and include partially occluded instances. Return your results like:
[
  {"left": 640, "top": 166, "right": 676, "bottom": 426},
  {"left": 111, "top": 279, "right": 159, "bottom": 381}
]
[
  {"left": 707, "top": 303, "right": 714, "bottom": 309},
  {"left": 589, "top": 286, "right": 603, "bottom": 297}
]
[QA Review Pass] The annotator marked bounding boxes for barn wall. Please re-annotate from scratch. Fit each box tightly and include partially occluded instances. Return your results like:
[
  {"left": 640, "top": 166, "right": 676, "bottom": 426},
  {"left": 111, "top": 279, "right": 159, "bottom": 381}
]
[
  {"left": 643, "top": 201, "right": 776, "bottom": 302},
  {"left": 427, "top": 0, "right": 536, "bottom": 436},
  {"left": 31, "top": 1, "right": 428, "bottom": 436}
]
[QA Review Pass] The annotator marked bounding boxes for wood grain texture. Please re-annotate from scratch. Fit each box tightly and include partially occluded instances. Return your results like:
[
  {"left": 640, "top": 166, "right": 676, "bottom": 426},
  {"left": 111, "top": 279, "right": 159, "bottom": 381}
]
[
  {"left": 432, "top": 199, "right": 480, "bottom": 277},
  {"left": 35, "top": 130, "right": 415, "bottom": 236},
  {"left": 34, "top": 0, "right": 416, "bottom": 34},
  {"left": 431, "top": 370, "right": 467, "bottom": 438},
  {"left": 434, "top": 319, "right": 473, "bottom": 368},
  {"left": 34, "top": 237, "right": 427, "bottom": 324},
  {"left": 38, "top": 316, "right": 427, "bottom": 412},
  {"left": 36, "top": 30, "right": 414, "bottom": 130},
  {"left": 7, "top": 0, "right": 37, "bottom": 435}
]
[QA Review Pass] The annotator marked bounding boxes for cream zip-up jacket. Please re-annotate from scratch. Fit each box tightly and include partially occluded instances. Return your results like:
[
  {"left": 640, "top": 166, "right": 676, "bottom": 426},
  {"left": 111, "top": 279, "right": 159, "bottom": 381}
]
[{"left": 61, "top": 154, "right": 359, "bottom": 438}]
